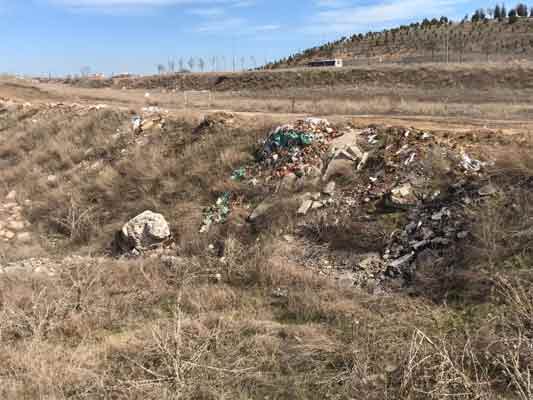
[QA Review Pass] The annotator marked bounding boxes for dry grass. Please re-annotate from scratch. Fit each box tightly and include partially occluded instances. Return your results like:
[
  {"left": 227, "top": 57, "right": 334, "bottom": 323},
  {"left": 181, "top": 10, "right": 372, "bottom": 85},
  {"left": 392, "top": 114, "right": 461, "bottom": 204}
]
[{"left": 1, "top": 105, "right": 533, "bottom": 399}]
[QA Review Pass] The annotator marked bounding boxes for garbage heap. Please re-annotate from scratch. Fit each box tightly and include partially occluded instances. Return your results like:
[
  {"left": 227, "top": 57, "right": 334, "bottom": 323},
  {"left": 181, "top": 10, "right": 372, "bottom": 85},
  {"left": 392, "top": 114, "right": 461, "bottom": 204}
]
[
  {"left": 294, "top": 124, "right": 493, "bottom": 289},
  {"left": 256, "top": 118, "right": 340, "bottom": 180}
]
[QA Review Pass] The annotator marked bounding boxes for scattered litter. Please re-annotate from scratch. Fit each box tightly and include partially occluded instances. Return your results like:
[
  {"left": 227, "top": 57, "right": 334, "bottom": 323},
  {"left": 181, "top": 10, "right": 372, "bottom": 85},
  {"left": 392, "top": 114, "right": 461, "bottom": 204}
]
[
  {"left": 131, "top": 116, "right": 142, "bottom": 132},
  {"left": 230, "top": 167, "right": 246, "bottom": 181},
  {"left": 200, "top": 192, "right": 231, "bottom": 233},
  {"left": 461, "top": 152, "right": 483, "bottom": 172}
]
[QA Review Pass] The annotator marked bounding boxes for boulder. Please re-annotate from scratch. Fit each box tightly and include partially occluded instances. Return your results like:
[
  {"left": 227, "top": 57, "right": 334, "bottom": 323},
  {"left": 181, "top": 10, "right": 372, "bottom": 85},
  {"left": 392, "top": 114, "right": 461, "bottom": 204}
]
[
  {"left": 248, "top": 200, "right": 275, "bottom": 222},
  {"left": 119, "top": 211, "right": 170, "bottom": 252}
]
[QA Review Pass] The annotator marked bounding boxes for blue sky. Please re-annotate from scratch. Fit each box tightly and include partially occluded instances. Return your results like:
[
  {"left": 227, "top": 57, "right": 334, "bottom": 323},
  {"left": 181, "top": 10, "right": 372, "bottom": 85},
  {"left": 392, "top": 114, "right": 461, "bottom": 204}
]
[{"left": 0, "top": 0, "right": 490, "bottom": 76}]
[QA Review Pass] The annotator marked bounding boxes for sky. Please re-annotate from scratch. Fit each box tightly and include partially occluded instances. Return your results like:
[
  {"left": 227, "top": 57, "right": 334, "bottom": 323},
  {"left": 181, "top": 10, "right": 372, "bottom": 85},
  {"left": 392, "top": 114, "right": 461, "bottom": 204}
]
[{"left": 0, "top": 0, "right": 491, "bottom": 76}]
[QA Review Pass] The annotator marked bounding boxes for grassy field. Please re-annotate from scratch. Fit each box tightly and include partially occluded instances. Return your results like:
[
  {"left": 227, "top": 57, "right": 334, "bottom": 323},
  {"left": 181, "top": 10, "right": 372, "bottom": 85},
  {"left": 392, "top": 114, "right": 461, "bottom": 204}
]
[{"left": 1, "top": 67, "right": 533, "bottom": 399}]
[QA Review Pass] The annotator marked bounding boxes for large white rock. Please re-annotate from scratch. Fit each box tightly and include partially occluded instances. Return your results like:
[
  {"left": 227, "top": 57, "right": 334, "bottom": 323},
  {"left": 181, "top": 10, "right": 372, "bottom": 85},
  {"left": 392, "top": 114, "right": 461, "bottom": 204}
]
[{"left": 120, "top": 211, "right": 170, "bottom": 251}]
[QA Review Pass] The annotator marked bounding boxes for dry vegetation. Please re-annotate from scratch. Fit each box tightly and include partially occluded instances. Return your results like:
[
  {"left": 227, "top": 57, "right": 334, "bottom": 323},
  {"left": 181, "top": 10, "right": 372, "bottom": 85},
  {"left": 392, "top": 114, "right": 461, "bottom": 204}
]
[{"left": 1, "top": 95, "right": 533, "bottom": 400}]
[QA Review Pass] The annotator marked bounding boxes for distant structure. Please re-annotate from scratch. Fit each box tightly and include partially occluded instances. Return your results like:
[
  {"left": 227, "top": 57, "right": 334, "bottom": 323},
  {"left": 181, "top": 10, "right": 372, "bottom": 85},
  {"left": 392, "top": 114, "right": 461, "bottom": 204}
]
[{"left": 307, "top": 59, "right": 343, "bottom": 68}]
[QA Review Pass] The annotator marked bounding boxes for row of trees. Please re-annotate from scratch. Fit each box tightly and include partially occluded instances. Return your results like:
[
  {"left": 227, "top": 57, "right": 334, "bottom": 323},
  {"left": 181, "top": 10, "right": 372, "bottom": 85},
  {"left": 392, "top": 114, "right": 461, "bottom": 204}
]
[
  {"left": 472, "top": 3, "right": 533, "bottom": 22},
  {"left": 267, "top": 2, "right": 533, "bottom": 69},
  {"left": 156, "top": 56, "right": 260, "bottom": 74}
]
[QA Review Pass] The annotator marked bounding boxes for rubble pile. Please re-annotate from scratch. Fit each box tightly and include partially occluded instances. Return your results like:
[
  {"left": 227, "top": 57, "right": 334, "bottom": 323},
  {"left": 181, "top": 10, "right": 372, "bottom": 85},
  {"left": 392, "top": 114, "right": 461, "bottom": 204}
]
[
  {"left": 286, "top": 124, "right": 493, "bottom": 289},
  {"left": 256, "top": 118, "right": 340, "bottom": 179}
]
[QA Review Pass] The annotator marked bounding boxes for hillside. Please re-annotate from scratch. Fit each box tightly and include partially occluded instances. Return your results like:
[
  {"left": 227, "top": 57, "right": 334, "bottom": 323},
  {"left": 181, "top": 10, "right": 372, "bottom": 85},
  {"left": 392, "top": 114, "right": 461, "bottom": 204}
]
[
  {"left": 267, "top": 16, "right": 533, "bottom": 68},
  {"left": 58, "top": 63, "right": 533, "bottom": 93}
]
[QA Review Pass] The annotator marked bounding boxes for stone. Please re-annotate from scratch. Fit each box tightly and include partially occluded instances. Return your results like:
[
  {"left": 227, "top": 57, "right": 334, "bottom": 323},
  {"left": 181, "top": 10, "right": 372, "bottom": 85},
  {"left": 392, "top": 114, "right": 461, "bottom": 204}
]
[
  {"left": 119, "top": 211, "right": 170, "bottom": 252},
  {"left": 323, "top": 181, "right": 336, "bottom": 196},
  {"left": 16, "top": 232, "right": 32, "bottom": 243},
  {"left": 311, "top": 201, "right": 324, "bottom": 210},
  {"left": 323, "top": 159, "right": 354, "bottom": 182},
  {"left": 8, "top": 221, "right": 25, "bottom": 231},
  {"left": 357, "top": 152, "right": 369, "bottom": 171},
  {"left": 279, "top": 173, "right": 297, "bottom": 192},
  {"left": 297, "top": 200, "right": 313, "bottom": 216},
  {"left": 457, "top": 231, "right": 469, "bottom": 239},
  {"left": 391, "top": 183, "right": 417, "bottom": 205},
  {"left": 248, "top": 200, "right": 274, "bottom": 222},
  {"left": 388, "top": 252, "right": 415, "bottom": 270},
  {"left": 5, "top": 190, "right": 16, "bottom": 200},
  {"left": 2, "top": 230, "right": 15, "bottom": 239},
  {"left": 479, "top": 184, "right": 498, "bottom": 196}
]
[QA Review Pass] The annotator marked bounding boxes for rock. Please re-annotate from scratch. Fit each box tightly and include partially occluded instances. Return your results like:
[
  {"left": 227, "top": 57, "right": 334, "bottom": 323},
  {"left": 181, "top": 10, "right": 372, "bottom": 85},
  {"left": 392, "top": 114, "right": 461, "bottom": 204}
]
[
  {"left": 5, "top": 190, "right": 16, "bottom": 200},
  {"left": 391, "top": 183, "right": 417, "bottom": 205},
  {"left": 388, "top": 252, "right": 415, "bottom": 272},
  {"left": 248, "top": 200, "right": 274, "bottom": 222},
  {"left": 431, "top": 208, "right": 451, "bottom": 221},
  {"left": 311, "top": 201, "right": 324, "bottom": 210},
  {"left": 2, "top": 230, "right": 15, "bottom": 239},
  {"left": 8, "top": 221, "right": 25, "bottom": 231},
  {"left": 457, "top": 231, "right": 469, "bottom": 239},
  {"left": 279, "top": 173, "right": 298, "bottom": 192},
  {"left": 323, "top": 159, "right": 354, "bottom": 182},
  {"left": 47, "top": 175, "right": 58, "bottom": 185},
  {"left": 479, "top": 184, "right": 498, "bottom": 196},
  {"left": 357, "top": 152, "right": 369, "bottom": 171},
  {"left": 119, "top": 211, "right": 170, "bottom": 252},
  {"left": 297, "top": 200, "right": 313, "bottom": 216},
  {"left": 323, "top": 181, "right": 336, "bottom": 196},
  {"left": 16, "top": 232, "right": 32, "bottom": 243}
]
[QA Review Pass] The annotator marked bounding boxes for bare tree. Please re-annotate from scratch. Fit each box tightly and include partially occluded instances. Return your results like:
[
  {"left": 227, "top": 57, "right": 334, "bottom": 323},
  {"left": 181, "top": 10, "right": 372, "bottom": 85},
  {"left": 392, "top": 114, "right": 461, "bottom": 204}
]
[
  {"left": 187, "top": 57, "right": 195, "bottom": 72},
  {"left": 250, "top": 56, "right": 257, "bottom": 69},
  {"left": 240, "top": 56, "right": 246, "bottom": 71},
  {"left": 178, "top": 58, "right": 184, "bottom": 72},
  {"left": 221, "top": 56, "right": 226, "bottom": 71},
  {"left": 424, "top": 36, "right": 439, "bottom": 61},
  {"left": 451, "top": 35, "right": 467, "bottom": 63},
  {"left": 168, "top": 59, "right": 175, "bottom": 73},
  {"left": 198, "top": 58, "right": 205, "bottom": 72},
  {"left": 157, "top": 64, "right": 166, "bottom": 75}
]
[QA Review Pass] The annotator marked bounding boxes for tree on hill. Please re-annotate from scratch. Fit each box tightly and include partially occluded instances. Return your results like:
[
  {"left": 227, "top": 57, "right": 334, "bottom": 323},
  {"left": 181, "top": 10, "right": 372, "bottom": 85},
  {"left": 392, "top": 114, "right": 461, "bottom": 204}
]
[
  {"left": 502, "top": 4, "right": 507, "bottom": 18},
  {"left": 472, "top": 8, "right": 487, "bottom": 22},
  {"left": 494, "top": 4, "right": 502, "bottom": 19},
  {"left": 516, "top": 3, "right": 528, "bottom": 16},
  {"left": 509, "top": 8, "right": 519, "bottom": 23}
]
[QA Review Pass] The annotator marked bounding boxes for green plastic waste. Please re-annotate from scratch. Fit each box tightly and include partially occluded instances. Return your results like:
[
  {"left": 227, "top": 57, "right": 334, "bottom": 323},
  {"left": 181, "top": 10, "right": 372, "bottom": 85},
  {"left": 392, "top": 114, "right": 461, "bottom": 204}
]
[
  {"left": 270, "top": 130, "right": 313, "bottom": 148},
  {"left": 200, "top": 192, "right": 231, "bottom": 233},
  {"left": 230, "top": 167, "right": 246, "bottom": 181}
]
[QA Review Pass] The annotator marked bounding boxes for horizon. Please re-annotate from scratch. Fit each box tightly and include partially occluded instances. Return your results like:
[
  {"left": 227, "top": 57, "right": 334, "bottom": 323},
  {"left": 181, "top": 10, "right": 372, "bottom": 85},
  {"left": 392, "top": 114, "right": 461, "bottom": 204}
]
[{"left": 0, "top": 0, "right": 500, "bottom": 76}]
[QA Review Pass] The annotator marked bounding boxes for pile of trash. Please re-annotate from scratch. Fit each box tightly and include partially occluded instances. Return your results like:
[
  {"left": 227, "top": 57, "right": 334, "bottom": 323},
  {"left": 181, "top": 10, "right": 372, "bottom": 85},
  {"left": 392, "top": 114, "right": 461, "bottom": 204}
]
[
  {"left": 288, "top": 124, "right": 495, "bottom": 289},
  {"left": 131, "top": 113, "right": 166, "bottom": 134},
  {"left": 200, "top": 192, "right": 231, "bottom": 233},
  {"left": 256, "top": 118, "right": 340, "bottom": 179}
]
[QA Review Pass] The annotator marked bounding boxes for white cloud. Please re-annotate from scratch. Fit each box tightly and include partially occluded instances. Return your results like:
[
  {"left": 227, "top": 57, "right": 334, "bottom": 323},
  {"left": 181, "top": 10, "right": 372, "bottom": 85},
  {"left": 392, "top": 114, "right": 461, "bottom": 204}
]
[
  {"left": 309, "top": 0, "right": 470, "bottom": 34},
  {"left": 48, "top": 0, "right": 254, "bottom": 11}
]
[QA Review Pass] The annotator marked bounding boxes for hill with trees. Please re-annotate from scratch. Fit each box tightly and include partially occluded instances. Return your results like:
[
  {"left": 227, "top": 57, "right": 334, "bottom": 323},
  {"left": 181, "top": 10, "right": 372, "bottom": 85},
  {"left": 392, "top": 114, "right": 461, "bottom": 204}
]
[{"left": 267, "top": 3, "right": 533, "bottom": 68}]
